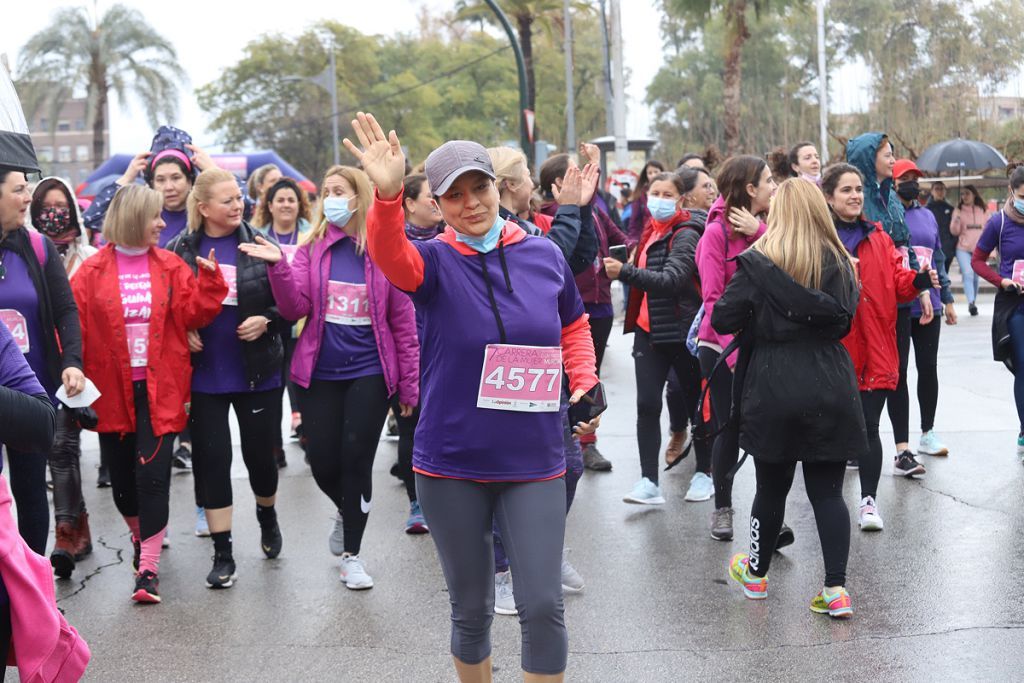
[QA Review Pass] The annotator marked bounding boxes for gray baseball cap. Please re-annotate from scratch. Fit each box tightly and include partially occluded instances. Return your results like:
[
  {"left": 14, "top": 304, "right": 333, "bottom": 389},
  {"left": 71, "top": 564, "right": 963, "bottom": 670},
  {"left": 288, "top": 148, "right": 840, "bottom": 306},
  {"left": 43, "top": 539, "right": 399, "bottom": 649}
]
[{"left": 424, "top": 140, "right": 496, "bottom": 196}]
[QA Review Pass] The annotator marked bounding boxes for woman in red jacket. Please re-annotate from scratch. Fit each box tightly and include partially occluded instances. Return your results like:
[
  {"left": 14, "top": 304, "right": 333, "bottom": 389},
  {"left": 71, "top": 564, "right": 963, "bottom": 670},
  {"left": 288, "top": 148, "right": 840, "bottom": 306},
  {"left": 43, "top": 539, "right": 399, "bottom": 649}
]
[
  {"left": 822, "top": 164, "right": 937, "bottom": 533},
  {"left": 72, "top": 184, "right": 226, "bottom": 603}
]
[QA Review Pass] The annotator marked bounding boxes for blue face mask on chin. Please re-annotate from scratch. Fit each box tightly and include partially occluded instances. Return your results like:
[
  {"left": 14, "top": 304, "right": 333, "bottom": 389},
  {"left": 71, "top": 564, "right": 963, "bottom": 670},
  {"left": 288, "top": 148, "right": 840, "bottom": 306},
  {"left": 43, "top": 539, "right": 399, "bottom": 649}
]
[
  {"left": 456, "top": 214, "right": 505, "bottom": 253},
  {"left": 647, "top": 196, "right": 679, "bottom": 221},
  {"left": 324, "top": 196, "right": 354, "bottom": 227}
]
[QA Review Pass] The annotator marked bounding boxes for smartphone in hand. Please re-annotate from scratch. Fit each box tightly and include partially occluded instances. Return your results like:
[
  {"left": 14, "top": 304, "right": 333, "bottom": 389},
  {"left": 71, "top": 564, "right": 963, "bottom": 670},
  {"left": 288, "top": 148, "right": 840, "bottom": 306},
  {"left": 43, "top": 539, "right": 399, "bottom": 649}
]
[{"left": 609, "top": 245, "right": 629, "bottom": 263}]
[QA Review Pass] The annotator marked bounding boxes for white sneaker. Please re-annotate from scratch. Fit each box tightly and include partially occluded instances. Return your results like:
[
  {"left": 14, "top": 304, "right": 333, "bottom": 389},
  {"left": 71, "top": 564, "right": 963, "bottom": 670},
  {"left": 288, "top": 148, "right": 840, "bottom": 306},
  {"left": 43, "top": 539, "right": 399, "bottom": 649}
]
[
  {"left": 684, "top": 472, "right": 713, "bottom": 502},
  {"left": 623, "top": 477, "right": 665, "bottom": 505},
  {"left": 917, "top": 431, "right": 949, "bottom": 456},
  {"left": 858, "top": 496, "right": 884, "bottom": 531},
  {"left": 494, "top": 570, "right": 517, "bottom": 615},
  {"left": 328, "top": 511, "right": 344, "bottom": 556},
  {"left": 339, "top": 554, "right": 374, "bottom": 590},
  {"left": 561, "top": 548, "right": 584, "bottom": 593}
]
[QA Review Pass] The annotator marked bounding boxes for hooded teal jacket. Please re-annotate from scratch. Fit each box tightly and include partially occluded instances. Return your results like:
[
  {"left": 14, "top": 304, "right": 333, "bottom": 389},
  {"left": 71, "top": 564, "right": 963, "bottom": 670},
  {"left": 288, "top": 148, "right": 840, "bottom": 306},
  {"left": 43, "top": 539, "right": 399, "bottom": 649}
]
[{"left": 845, "top": 132, "right": 919, "bottom": 274}]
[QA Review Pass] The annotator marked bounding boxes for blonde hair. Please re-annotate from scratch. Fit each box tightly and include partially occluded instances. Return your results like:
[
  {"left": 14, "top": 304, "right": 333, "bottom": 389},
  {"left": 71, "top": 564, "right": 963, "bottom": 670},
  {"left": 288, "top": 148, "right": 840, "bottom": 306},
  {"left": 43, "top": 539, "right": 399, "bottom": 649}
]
[
  {"left": 310, "top": 166, "right": 371, "bottom": 254},
  {"left": 187, "top": 168, "right": 239, "bottom": 233},
  {"left": 754, "top": 178, "right": 855, "bottom": 290},
  {"left": 247, "top": 163, "right": 280, "bottom": 200},
  {"left": 487, "top": 146, "right": 528, "bottom": 194},
  {"left": 102, "top": 184, "right": 164, "bottom": 247}
]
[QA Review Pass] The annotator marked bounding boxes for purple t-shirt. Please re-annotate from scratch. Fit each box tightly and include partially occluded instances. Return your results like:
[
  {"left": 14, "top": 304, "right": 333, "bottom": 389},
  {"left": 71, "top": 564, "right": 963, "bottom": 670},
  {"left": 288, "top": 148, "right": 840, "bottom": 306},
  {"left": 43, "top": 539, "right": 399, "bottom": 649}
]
[
  {"left": 312, "top": 235, "right": 382, "bottom": 381},
  {"left": 159, "top": 208, "right": 188, "bottom": 248},
  {"left": 0, "top": 249, "right": 53, "bottom": 396},
  {"left": 905, "top": 205, "right": 951, "bottom": 316},
  {"left": 0, "top": 319, "right": 45, "bottom": 397},
  {"left": 410, "top": 235, "right": 584, "bottom": 481},
  {"left": 978, "top": 210, "right": 1024, "bottom": 280},
  {"left": 191, "top": 233, "right": 280, "bottom": 394}
]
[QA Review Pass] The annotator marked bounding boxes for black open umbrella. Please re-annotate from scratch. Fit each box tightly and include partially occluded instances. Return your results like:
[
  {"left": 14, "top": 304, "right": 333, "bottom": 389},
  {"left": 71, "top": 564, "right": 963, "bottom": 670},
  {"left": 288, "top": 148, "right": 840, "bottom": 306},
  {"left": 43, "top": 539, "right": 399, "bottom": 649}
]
[
  {"left": 915, "top": 137, "right": 1008, "bottom": 174},
  {"left": 0, "top": 66, "right": 39, "bottom": 174}
]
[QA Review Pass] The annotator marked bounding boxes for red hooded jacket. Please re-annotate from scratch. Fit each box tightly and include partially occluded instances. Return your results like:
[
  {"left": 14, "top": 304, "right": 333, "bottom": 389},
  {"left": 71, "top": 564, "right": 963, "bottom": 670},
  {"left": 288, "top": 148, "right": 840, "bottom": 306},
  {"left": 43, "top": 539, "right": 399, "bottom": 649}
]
[
  {"left": 841, "top": 221, "right": 921, "bottom": 391},
  {"left": 71, "top": 245, "right": 227, "bottom": 436}
]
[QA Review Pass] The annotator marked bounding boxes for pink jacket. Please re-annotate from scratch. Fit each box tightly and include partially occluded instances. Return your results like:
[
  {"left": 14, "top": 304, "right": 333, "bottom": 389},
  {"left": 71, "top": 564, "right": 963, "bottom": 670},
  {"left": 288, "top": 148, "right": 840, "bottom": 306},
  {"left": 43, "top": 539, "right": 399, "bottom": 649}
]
[
  {"left": 0, "top": 475, "right": 89, "bottom": 681},
  {"left": 695, "top": 196, "right": 767, "bottom": 367},
  {"left": 950, "top": 205, "right": 992, "bottom": 253},
  {"left": 266, "top": 225, "right": 419, "bottom": 406}
]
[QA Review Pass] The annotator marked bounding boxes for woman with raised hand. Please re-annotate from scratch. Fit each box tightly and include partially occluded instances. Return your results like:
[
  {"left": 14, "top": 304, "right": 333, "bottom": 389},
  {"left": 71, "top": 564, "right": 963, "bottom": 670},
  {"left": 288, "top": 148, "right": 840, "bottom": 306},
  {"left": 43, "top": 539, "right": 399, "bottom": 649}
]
[
  {"left": 166, "top": 168, "right": 285, "bottom": 590},
  {"left": 352, "top": 112, "right": 600, "bottom": 683},
  {"left": 240, "top": 164, "right": 419, "bottom": 589},
  {"left": 73, "top": 184, "right": 226, "bottom": 602},
  {"left": 713, "top": 178, "right": 864, "bottom": 618}
]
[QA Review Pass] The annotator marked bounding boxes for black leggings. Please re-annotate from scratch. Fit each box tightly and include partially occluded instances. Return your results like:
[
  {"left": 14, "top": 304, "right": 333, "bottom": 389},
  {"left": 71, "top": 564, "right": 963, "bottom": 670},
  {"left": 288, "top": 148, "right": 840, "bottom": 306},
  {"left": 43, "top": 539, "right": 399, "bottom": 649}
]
[
  {"left": 589, "top": 315, "right": 614, "bottom": 375},
  {"left": 301, "top": 375, "right": 390, "bottom": 555},
  {"left": 98, "top": 381, "right": 175, "bottom": 543},
  {"left": 391, "top": 394, "right": 419, "bottom": 503},
  {"left": 859, "top": 390, "right": 890, "bottom": 499},
  {"left": 911, "top": 316, "right": 941, "bottom": 432},
  {"left": 50, "top": 406, "right": 86, "bottom": 525},
  {"left": 271, "top": 333, "right": 299, "bottom": 450},
  {"left": 747, "top": 459, "right": 849, "bottom": 586},
  {"left": 665, "top": 370, "right": 689, "bottom": 434},
  {"left": 886, "top": 307, "right": 912, "bottom": 445},
  {"left": 190, "top": 389, "right": 280, "bottom": 511},
  {"left": 697, "top": 347, "right": 741, "bottom": 508},
  {"left": 633, "top": 330, "right": 710, "bottom": 484},
  {"left": 6, "top": 446, "right": 48, "bottom": 555}
]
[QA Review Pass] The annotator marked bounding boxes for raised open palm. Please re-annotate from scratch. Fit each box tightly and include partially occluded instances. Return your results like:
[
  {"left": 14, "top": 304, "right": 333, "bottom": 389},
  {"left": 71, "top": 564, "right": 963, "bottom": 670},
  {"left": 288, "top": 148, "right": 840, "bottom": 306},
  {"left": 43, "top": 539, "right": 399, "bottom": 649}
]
[{"left": 342, "top": 112, "right": 405, "bottom": 200}]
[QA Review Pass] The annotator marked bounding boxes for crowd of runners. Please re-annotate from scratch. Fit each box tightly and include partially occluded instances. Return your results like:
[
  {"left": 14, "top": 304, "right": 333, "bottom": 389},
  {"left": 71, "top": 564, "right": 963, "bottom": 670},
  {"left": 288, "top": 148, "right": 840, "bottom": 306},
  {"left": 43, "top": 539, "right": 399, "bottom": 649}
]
[{"left": 1, "top": 97, "right": 1023, "bottom": 681}]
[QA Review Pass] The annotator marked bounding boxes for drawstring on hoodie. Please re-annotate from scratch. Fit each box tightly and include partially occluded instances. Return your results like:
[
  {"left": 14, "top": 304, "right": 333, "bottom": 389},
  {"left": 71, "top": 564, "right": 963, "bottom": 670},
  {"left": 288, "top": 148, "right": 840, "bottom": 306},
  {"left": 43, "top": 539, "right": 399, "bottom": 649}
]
[{"left": 478, "top": 240, "right": 514, "bottom": 344}]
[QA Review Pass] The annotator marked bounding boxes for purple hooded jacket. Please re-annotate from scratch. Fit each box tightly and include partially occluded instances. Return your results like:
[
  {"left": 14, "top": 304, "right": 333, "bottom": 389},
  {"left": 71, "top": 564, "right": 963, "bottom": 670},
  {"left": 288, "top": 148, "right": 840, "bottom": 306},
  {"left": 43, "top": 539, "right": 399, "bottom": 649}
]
[{"left": 266, "top": 228, "right": 419, "bottom": 405}]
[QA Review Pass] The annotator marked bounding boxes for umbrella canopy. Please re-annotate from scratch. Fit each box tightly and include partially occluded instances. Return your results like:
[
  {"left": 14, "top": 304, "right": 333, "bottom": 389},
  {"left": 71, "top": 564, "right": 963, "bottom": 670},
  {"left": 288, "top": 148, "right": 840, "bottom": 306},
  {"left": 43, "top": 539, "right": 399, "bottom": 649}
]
[
  {"left": 0, "top": 67, "right": 39, "bottom": 173},
  {"left": 915, "top": 138, "right": 1008, "bottom": 174}
]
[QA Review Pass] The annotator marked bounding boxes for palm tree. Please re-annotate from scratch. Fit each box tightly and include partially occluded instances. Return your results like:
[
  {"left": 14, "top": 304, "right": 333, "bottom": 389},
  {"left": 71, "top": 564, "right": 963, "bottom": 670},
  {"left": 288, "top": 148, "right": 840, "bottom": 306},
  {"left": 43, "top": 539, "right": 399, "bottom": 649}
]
[
  {"left": 664, "top": 0, "right": 803, "bottom": 155},
  {"left": 17, "top": 4, "right": 185, "bottom": 164}
]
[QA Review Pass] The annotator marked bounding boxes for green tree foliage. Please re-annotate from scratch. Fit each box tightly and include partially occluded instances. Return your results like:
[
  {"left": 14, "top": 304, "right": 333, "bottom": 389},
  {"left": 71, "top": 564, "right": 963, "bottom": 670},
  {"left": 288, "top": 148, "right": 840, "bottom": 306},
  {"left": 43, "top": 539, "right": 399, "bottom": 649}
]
[
  {"left": 17, "top": 4, "right": 185, "bottom": 163},
  {"left": 197, "top": 12, "right": 608, "bottom": 182}
]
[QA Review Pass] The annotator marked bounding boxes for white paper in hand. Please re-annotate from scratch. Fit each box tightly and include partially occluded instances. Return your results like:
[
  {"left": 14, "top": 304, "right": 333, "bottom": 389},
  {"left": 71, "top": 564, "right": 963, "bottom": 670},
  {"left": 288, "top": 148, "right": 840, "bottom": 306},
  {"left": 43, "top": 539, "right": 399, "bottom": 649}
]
[{"left": 56, "top": 378, "right": 101, "bottom": 408}]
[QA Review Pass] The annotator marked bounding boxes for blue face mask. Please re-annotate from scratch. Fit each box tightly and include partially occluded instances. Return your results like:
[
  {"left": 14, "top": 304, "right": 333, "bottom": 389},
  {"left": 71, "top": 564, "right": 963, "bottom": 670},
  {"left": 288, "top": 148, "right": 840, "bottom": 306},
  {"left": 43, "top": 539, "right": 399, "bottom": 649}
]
[
  {"left": 324, "top": 196, "right": 354, "bottom": 227},
  {"left": 1014, "top": 198, "right": 1024, "bottom": 215},
  {"left": 647, "top": 196, "right": 679, "bottom": 221},
  {"left": 456, "top": 214, "right": 504, "bottom": 254}
]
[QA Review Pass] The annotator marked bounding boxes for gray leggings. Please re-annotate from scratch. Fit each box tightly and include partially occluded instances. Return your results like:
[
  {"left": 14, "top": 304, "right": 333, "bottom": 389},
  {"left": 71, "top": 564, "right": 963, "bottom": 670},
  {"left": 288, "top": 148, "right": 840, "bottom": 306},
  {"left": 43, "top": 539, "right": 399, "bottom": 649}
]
[{"left": 416, "top": 474, "right": 568, "bottom": 675}]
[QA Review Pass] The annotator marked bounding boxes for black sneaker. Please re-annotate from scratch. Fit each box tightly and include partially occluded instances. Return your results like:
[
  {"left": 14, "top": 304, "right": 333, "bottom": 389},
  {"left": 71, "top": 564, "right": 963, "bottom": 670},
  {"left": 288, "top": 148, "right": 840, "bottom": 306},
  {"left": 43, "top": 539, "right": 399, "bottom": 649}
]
[
  {"left": 131, "top": 537, "right": 141, "bottom": 573},
  {"left": 776, "top": 523, "right": 795, "bottom": 551},
  {"left": 132, "top": 570, "right": 161, "bottom": 603},
  {"left": 97, "top": 464, "right": 111, "bottom": 488},
  {"left": 969, "top": 303, "right": 978, "bottom": 317},
  {"left": 274, "top": 447, "right": 287, "bottom": 469},
  {"left": 172, "top": 446, "right": 192, "bottom": 470},
  {"left": 845, "top": 460, "right": 859, "bottom": 470},
  {"left": 893, "top": 450, "right": 926, "bottom": 477},
  {"left": 206, "top": 552, "right": 237, "bottom": 589},
  {"left": 260, "top": 521, "right": 283, "bottom": 559}
]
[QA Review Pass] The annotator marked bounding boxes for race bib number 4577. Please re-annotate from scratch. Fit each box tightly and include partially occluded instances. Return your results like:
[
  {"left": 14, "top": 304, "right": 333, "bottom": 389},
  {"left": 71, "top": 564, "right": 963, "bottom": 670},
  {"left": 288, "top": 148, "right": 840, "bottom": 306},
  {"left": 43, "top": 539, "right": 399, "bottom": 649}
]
[{"left": 477, "top": 344, "right": 562, "bottom": 413}]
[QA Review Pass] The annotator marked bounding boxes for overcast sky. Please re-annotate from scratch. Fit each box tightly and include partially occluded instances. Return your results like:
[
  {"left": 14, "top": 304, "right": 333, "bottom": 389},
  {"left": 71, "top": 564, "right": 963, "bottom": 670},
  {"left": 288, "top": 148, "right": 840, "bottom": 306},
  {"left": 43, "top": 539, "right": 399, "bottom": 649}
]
[{"left": 3, "top": 1, "right": 1018, "bottom": 156}]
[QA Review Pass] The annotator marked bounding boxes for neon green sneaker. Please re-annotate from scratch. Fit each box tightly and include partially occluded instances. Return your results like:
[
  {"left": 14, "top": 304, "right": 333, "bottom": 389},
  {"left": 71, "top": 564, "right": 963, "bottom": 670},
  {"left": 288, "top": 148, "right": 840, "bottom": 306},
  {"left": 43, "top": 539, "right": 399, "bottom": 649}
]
[
  {"left": 810, "top": 586, "right": 853, "bottom": 618},
  {"left": 728, "top": 553, "right": 767, "bottom": 600}
]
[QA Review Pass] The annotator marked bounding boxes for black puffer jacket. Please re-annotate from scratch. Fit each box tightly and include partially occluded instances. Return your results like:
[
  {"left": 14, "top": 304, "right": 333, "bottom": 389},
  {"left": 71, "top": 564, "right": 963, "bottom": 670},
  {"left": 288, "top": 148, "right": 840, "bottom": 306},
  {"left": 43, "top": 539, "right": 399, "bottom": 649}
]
[
  {"left": 621, "top": 210, "right": 705, "bottom": 345},
  {"left": 711, "top": 249, "right": 867, "bottom": 463},
  {"left": 166, "top": 222, "right": 283, "bottom": 389}
]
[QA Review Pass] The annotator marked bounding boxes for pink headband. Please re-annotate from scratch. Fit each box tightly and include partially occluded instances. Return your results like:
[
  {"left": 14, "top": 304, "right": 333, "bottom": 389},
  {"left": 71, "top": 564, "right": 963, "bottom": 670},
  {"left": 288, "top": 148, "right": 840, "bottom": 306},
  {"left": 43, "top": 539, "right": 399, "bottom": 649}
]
[{"left": 151, "top": 148, "right": 192, "bottom": 170}]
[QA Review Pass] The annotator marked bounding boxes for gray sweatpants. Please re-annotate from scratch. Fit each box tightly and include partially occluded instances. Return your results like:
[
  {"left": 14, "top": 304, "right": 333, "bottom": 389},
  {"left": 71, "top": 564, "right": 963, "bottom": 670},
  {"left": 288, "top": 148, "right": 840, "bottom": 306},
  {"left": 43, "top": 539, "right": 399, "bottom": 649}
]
[{"left": 415, "top": 474, "right": 568, "bottom": 675}]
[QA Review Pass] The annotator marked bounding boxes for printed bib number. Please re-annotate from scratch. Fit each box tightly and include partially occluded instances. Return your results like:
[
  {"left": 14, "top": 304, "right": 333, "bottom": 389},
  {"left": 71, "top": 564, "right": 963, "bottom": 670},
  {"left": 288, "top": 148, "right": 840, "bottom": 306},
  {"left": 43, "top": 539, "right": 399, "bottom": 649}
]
[
  {"left": 126, "top": 323, "right": 149, "bottom": 368},
  {"left": 1013, "top": 260, "right": 1024, "bottom": 287},
  {"left": 325, "top": 280, "right": 370, "bottom": 325},
  {"left": 0, "top": 309, "right": 29, "bottom": 353},
  {"left": 912, "top": 246, "right": 933, "bottom": 270},
  {"left": 898, "top": 246, "right": 910, "bottom": 270},
  {"left": 477, "top": 344, "right": 562, "bottom": 412},
  {"left": 280, "top": 245, "right": 299, "bottom": 265},
  {"left": 220, "top": 265, "right": 238, "bottom": 306}
]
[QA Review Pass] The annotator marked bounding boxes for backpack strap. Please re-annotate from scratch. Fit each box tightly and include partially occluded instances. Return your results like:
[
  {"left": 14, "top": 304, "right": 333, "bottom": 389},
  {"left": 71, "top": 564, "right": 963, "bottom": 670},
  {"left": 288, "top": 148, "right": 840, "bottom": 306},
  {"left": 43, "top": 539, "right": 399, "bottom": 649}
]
[{"left": 27, "top": 230, "right": 47, "bottom": 267}]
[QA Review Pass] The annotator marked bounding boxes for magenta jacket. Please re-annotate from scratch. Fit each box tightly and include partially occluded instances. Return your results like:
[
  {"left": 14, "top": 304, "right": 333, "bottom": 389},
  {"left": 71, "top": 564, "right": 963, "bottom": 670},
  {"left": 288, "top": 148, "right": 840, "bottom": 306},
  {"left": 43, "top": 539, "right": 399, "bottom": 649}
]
[
  {"left": 0, "top": 475, "right": 90, "bottom": 681},
  {"left": 267, "top": 227, "right": 419, "bottom": 406},
  {"left": 695, "top": 196, "right": 767, "bottom": 367}
]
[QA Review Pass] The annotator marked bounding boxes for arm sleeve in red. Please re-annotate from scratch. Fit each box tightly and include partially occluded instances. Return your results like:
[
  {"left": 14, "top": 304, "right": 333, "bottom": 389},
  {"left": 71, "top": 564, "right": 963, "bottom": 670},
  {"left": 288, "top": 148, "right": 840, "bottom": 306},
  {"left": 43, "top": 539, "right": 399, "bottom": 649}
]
[
  {"left": 366, "top": 189, "right": 425, "bottom": 292},
  {"left": 561, "top": 313, "right": 598, "bottom": 394}
]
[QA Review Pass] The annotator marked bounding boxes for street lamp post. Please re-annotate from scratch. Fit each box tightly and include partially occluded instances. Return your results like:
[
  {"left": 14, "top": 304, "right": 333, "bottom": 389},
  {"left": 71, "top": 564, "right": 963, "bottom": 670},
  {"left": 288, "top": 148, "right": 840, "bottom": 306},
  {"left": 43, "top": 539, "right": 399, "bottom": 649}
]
[
  {"left": 283, "top": 36, "right": 340, "bottom": 167},
  {"left": 483, "top": 0, "right": 532, "bottom": 164}
]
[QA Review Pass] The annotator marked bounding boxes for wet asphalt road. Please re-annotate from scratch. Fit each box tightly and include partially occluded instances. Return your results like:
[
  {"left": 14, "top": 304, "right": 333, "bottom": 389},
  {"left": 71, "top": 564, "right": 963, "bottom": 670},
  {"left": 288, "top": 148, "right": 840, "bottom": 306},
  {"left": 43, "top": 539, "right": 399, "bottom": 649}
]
[{"left": 38, "top": 291, "right": 1024, "bottom": 681}]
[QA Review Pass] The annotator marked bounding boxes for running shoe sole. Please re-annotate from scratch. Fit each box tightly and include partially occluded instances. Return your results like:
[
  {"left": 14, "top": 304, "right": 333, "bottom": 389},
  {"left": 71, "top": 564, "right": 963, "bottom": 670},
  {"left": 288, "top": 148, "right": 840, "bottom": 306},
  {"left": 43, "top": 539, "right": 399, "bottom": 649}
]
[
  {"left": 562, "top": 583, "right": 584, "bottom": 594},
  {"left": 684, "top": 490, "right": 712, "bottom": 502},
  {"left": 917, "top": 447, "right": 948, "bottom": 456},
  {"left": 131, "top": 589, "right": 161, "bottom": 604},
  {"left": 341, "top": 578, "right": 374, "bottom": 590},
  {"left": 845, "top": 461, "right": 859, "bottom": 470},
  {"left": 710, "top": 528, "right": 733, "bottom": 541},
  {"left": 206, "top": 574, "right": 237, "bottom": 589},
  {"left": 728, "top": 561, "right": 766, "bottom": 600},
  {"left": 810, "top": 597, "right": 852, "bottom": 618},
  {"left": 893, "top": 465, "right": 926, "bottom": 477},
  {"left": 405, "top": 523, "right": 429, "bottom": 535},
  {"left": 622, "top": 495, "right": 665, "bottom": 505},
  {"left": 858, "top": 516, "right": 884, "bottom": 532},
  {"left": 494, "top": 605, "right": 517, "bottom": 616}
]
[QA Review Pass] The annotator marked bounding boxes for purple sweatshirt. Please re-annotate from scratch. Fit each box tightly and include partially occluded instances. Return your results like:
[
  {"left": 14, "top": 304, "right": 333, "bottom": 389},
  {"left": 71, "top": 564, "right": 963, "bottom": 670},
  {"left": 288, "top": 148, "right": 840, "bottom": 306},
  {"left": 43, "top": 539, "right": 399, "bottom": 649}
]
[
  {"left": 266, "top": 226, "right": 419, "bottom": 405},
  {"left": 0, "top": 250, "right": 52, "bottom": 396},
  {"left": 905, "top": 204, "right": 953, "bottom": 316}
]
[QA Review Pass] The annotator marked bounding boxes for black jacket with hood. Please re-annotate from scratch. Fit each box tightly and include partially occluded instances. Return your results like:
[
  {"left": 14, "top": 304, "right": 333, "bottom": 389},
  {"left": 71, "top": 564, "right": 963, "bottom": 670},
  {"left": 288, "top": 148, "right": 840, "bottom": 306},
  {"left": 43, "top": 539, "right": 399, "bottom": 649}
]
[{"left": 711, "top": 249, "right": 868, "bottom": 463}]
